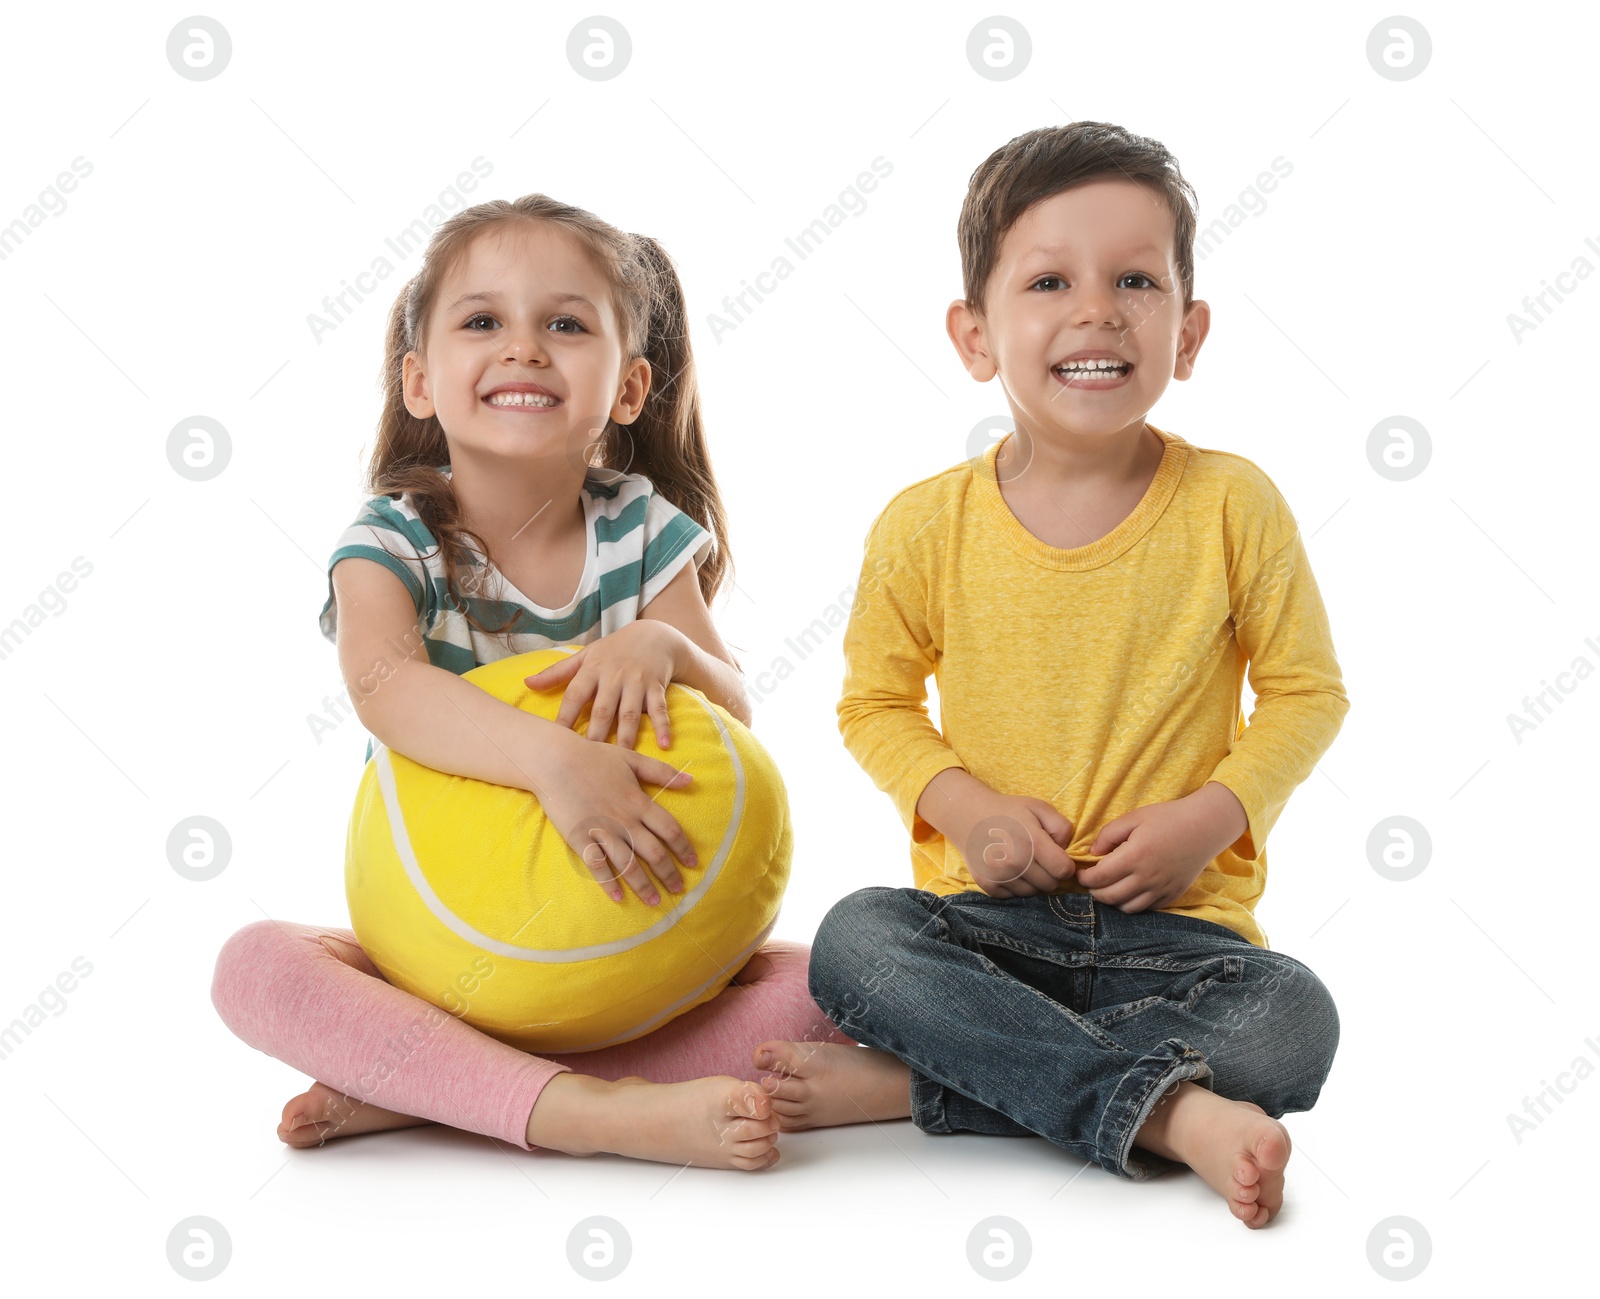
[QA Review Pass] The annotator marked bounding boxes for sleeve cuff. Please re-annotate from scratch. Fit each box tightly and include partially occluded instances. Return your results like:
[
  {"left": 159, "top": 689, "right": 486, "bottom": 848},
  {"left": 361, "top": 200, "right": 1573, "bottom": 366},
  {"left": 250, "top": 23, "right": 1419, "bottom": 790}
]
[
  {"left": 321, "top": 546, "right": 425, "bottom": 643},
  {"left": 1205, "top": 769, "right": 1267, "bottom": 861},
  {"left": 891, "top": 757, "right": 969, "bottom": 842},
  {"left": 640, "top": 512, "right": 712, "bottom": 607}
]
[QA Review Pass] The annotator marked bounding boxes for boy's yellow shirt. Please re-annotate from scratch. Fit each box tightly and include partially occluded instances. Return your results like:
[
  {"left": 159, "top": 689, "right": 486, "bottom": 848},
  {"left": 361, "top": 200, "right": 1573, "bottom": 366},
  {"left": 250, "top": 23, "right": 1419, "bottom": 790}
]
[{"left": 837, "top": 424, "right": 1350, "bottom": 949}]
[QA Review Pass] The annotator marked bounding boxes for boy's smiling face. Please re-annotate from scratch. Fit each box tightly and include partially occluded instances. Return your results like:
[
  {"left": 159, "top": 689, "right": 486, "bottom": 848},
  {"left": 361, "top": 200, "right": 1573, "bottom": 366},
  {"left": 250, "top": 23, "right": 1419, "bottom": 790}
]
[{"left": 948, "top": 178, "right": 1209, "bottom": 448}]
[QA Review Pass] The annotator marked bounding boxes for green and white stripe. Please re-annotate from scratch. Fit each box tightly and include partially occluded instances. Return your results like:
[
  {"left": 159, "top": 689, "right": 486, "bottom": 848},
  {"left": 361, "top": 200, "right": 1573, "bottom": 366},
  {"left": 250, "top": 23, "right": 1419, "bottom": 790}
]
[{"left": 319, "top": 467, "right": 713, "bottom": 761}]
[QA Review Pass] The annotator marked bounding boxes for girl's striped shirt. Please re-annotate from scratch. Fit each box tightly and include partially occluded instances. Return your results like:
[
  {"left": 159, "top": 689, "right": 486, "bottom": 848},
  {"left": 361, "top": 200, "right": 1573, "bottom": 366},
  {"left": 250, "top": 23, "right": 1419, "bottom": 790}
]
[{"left": 319, "top": 467, "right": 713, "bottom": 758}]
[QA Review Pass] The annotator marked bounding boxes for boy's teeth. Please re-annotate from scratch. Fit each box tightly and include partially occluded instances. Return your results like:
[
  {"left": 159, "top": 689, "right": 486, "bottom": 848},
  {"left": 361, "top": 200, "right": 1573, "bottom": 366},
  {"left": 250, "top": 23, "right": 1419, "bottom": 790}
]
[
  {"left": 1056, "top": 360, "right": 1128, "bottom": 373},
  {"left": 487, "top": 391, "right": 557, "bottom": 406}
]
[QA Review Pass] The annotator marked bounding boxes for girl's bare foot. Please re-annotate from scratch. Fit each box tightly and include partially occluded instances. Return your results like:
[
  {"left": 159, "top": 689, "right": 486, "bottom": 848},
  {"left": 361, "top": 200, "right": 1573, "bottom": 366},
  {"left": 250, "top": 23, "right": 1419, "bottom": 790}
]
[
  {"left": 752, "top": 1040, "right": 912, "bottom": 1130},
  {"left": 279, "top": 1082, "right": 432, "bottom": 1147},
  {"left": 526, "top": 1072, "right": 781, "bottom": 1170},
  {"left": 1134, "top": 1081, "right": 1291, "bottom": 1228}
]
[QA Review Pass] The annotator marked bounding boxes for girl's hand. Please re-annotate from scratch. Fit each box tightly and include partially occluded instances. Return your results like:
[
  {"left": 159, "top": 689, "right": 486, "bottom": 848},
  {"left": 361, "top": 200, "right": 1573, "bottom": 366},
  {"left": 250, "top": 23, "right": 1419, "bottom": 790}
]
[
  {"left": 538, "top": 731, "right": 698, "bottom": 905},
  {"left": 524, "top": 621, "right": 685, "bottom": 750}
]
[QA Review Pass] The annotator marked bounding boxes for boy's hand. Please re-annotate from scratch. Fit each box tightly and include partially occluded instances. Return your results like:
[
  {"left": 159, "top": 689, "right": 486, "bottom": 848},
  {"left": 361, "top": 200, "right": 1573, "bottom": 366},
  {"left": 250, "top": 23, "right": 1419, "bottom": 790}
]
[
  {"left": 1074, "top": 784, "right": 1246, "bottom": 913},
  {"left": 524, "top": 620, "right": 685, "bottom": 750},
  {"left": 960, "top": 793, "right": 1078, "bottom": 898}
]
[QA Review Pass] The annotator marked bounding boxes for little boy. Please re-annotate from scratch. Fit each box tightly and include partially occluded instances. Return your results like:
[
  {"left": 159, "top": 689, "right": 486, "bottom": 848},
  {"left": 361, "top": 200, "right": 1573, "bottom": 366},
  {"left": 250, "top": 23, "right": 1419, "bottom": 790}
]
[{"left": 754, "top": 121, "right": 1349, "bottom": 1229}]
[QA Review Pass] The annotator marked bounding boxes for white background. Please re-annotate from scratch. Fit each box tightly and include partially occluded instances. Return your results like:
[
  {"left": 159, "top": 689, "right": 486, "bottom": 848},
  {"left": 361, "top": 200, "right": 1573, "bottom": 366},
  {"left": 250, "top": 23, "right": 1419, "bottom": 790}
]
[{"left": 1, "top": 0, "right": 1595, "bottom": 1292}]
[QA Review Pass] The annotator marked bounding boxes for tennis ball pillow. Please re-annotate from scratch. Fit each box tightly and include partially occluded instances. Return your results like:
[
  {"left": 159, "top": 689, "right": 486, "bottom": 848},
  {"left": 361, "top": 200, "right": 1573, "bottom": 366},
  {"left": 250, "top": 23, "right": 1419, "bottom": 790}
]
[{"left": 344, "top": 645, "right": 792, "bottom": 1054}]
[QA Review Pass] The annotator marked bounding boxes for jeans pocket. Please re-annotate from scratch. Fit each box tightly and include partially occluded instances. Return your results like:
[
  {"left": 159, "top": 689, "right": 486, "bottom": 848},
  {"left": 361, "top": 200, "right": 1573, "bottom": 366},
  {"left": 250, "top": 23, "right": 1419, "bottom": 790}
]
[{"left": 1088, "top": 952, "right": 1245, "bottom": 1028}]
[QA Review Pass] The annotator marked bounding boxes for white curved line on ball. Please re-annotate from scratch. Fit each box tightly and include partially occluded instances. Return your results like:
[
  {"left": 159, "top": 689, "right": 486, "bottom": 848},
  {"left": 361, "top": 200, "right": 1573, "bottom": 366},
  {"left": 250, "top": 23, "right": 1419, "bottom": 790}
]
[
  {"left": 541, "top": 917, "right": 779, "bottom": 1052},
  {"left": 373, "top": 679, "right": 748, "bottom": 962}
]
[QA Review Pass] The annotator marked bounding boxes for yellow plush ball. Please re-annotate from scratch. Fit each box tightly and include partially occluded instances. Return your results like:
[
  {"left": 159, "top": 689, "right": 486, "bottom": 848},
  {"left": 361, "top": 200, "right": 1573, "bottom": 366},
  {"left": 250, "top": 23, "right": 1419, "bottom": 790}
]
[{"left": 343, "top": 646, "right": 791, "bottom": 1054}]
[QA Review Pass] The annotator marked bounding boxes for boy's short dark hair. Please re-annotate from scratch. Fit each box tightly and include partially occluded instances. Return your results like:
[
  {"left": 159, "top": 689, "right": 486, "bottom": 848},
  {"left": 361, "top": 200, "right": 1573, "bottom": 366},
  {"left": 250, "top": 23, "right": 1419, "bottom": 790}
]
[{"left": 957, "top": 121, "right": 1199, "bottom": 318}]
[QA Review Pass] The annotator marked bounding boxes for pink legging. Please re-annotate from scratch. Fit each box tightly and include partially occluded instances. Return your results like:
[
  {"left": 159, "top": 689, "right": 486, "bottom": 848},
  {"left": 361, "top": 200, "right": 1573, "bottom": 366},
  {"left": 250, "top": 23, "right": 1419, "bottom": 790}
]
[{"left": 210, "top": 919, "right": 856, "bottom": 1150}]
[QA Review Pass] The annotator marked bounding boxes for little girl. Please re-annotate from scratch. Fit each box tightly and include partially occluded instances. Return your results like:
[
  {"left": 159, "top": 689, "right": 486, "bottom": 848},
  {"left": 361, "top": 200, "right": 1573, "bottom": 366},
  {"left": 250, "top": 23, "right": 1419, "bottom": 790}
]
[{"left": 210, "top": 193, "right": 865, "bottom": 1170}]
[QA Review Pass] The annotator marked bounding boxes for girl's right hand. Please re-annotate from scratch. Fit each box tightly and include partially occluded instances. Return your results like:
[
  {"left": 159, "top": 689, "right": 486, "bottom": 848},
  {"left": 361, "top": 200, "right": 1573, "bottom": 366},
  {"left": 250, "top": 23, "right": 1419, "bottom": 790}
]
[{"left": 537, "top": 733, "right": 699, "bottom": 906}]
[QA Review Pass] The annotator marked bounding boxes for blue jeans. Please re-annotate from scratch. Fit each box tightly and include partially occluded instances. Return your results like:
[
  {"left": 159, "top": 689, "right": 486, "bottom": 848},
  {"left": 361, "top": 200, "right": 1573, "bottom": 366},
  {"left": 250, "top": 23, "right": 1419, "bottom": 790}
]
[{"left": 807, "top": 887, "right": 1339, "bottom": 1180}]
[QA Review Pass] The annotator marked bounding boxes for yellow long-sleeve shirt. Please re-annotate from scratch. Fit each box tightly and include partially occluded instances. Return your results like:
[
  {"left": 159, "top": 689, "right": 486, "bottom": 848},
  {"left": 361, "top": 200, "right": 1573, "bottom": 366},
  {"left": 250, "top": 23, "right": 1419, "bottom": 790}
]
[{"left": 836, "top": 423, "right": 1350, "bottom": 948}]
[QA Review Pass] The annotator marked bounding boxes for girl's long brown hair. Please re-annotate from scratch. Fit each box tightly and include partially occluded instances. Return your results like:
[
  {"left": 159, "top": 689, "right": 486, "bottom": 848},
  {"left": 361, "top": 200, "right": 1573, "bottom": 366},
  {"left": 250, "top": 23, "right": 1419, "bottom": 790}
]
[{"left": 366, "top": 194, "right": 733, "bottom": 644}]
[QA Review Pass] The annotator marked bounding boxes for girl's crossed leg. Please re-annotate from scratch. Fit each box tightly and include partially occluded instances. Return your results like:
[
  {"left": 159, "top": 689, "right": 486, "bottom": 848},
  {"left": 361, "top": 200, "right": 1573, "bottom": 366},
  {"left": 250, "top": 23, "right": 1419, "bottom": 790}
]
[{"left": 210, "top": 918, "right": 857, "bottom": 1170}]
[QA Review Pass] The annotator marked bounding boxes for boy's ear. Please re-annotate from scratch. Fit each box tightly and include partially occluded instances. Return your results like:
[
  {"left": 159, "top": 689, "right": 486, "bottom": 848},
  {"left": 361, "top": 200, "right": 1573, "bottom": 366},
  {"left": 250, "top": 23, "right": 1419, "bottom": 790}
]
[
  {"left": 946, "top": 299, "right": 998, "bottom": 382},
  {"left": 1173, "top": 298, "right": 1212, "bottom": 381}
]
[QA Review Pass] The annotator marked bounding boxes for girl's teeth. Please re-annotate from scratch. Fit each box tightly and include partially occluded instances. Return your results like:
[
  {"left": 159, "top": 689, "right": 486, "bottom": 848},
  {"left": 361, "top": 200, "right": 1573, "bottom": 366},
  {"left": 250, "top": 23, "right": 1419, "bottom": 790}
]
[{"left": 487, "top": 392, "right": 557, "bottom": 407}]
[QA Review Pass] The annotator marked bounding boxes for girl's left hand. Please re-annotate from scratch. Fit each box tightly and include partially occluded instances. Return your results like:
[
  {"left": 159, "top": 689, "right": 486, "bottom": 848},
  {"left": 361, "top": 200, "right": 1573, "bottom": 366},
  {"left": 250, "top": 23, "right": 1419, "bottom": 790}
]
[{"left": 524, "top": 620, "right": 685, "bottom": 750}]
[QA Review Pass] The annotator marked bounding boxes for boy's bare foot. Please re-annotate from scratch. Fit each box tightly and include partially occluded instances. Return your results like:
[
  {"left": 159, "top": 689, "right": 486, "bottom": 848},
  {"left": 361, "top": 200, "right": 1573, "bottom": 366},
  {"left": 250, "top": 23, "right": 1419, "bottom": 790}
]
[
  {"left": 752, "top": 1040, "right": 912, "bottom": 1130},
  {"left": 1134, "top": 1081, "right": 1291, "bottom": 1228},
  {"left": 526, "top": 1072, "right": 781, "bottom": 1170},
  {"left": 279, "top": 1082, "right": 432, "bottom": 1147}
]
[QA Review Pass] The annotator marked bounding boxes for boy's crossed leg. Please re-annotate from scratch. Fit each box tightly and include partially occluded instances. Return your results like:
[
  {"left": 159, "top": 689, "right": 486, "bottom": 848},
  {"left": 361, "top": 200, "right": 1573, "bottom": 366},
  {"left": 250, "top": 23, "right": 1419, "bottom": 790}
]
[{"left": 757, "top": 885, "right": 1338, "bottom": 1229}]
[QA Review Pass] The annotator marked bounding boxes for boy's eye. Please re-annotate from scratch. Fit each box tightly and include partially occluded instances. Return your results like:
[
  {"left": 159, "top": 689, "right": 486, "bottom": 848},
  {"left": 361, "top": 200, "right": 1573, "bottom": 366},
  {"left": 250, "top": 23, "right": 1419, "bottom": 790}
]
[{"left": 1030, "top": 273, "right": 1159, "bottom": 292}]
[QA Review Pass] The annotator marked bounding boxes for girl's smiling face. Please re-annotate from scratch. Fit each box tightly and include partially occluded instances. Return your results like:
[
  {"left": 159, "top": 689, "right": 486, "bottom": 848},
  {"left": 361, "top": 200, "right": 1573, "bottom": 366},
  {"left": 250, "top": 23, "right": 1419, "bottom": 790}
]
[
  {"left": 950, "top": 178, "right": 1209, "bottom": 444},
  {"left": 402, "top": 222, "right": 649, "bottom": 466}
]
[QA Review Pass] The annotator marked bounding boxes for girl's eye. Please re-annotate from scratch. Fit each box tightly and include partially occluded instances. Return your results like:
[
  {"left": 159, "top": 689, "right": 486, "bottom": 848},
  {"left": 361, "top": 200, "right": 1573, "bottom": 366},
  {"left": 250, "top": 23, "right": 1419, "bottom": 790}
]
[{"left": 462, "top": 313, "right": 588, "bottom": 332}]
